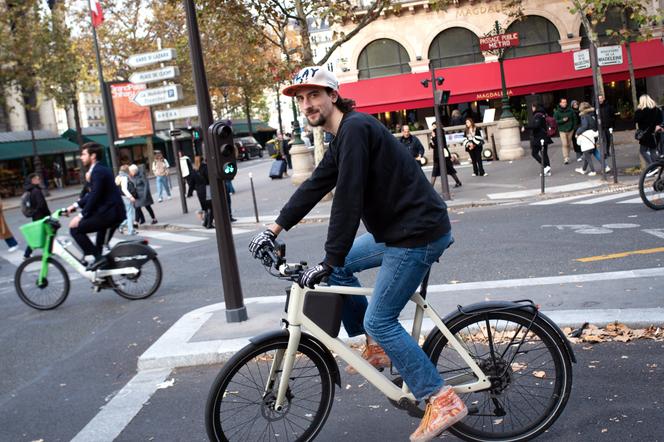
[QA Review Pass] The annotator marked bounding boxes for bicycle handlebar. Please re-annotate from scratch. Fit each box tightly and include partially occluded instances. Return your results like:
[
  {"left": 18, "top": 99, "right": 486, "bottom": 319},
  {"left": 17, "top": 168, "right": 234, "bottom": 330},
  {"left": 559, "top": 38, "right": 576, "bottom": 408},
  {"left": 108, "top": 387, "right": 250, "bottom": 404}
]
[{"left": 253, "top": 241, "right": 306, "bottom": 281}]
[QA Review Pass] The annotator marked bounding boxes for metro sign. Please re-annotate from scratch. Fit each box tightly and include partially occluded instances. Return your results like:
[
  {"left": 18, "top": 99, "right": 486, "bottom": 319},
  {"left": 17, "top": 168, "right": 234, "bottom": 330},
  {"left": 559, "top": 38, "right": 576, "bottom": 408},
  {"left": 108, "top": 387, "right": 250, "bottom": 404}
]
[{"left": 479, "top": 33, "right": 520, "bottom": 51}]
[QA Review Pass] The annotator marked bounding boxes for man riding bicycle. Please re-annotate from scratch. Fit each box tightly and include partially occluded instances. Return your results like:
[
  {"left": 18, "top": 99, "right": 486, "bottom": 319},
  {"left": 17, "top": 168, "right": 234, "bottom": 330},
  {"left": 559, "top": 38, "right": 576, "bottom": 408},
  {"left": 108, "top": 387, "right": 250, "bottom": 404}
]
[
  {"left": 249, "top": 67, "right": 466, "bottom": 442},
  {"left": 66, "top": 143, "right": 126, "bottom": 270}
]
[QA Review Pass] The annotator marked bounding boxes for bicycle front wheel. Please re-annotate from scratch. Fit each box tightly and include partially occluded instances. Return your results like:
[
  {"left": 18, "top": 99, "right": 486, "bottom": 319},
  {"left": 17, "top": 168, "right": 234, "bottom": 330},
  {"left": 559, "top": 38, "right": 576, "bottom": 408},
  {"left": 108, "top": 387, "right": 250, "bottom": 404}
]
[
  {"left": 206, "top": 336, "right": 335, "bottom": 442},
  {"left": 639, "top": 161, "right": 664, "bottom": 210},
  {"left": 425, "top": 309, "right": 573, "bottom": 442},
  {"left": 15, "top": 256, "right": 70, "bottom": 310},
  {"left": 110, "top": 256, "right": 162, "bottom": 300}
]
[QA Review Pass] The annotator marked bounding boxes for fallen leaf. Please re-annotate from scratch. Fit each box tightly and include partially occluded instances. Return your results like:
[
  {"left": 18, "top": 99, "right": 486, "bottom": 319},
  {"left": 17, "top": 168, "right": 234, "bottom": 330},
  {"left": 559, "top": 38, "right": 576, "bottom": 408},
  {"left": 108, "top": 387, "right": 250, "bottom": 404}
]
[{"left": 532, "top": 370, "right": 546, "bottom": 378}]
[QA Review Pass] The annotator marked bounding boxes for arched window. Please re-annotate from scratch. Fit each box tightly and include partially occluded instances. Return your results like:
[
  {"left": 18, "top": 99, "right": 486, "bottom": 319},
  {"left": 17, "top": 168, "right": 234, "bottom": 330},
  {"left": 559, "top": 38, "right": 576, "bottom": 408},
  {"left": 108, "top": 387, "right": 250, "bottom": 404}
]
[
  {"left": 579, "top": 7, "right": 639, "bottom": 49},
  {"left": 428, "top": 27, "right": 484, "bottom": 69},
  {"left": 357, "top": 39, "right": 411, "bottom": 80},
  {"left": 503, "top": 16, "right": 561, "bottom": 59}
]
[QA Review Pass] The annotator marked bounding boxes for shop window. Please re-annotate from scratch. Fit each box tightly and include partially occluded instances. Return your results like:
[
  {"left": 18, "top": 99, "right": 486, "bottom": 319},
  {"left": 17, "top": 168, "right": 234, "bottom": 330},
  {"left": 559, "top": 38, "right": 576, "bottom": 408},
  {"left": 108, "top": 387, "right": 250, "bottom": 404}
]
[
  {"left": 579, "top": 7, "right": 639, "bottom": 49},
  {"left": 358, "top": 38, "right": 411, "bottom": 80},
  {"left": 503, "top": 16, "right": 561, "bottom": 59},
  {"left": 428, "top": 27, "right": 485, "bottom": 69}
]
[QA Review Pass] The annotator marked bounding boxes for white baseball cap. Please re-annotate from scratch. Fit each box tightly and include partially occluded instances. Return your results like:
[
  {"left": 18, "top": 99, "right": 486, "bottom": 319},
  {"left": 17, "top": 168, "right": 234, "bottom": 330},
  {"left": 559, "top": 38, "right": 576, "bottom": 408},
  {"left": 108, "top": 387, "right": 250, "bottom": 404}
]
[{"left": 282, "top": 66, "right": 339, "bottom": 97}]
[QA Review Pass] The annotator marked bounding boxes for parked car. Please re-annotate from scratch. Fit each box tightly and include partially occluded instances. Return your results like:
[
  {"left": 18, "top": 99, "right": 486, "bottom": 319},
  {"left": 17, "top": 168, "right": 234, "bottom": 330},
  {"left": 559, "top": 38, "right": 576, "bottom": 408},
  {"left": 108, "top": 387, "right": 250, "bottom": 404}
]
[{"left": 234, "top": 136, "right": 263, "bottom": 161}]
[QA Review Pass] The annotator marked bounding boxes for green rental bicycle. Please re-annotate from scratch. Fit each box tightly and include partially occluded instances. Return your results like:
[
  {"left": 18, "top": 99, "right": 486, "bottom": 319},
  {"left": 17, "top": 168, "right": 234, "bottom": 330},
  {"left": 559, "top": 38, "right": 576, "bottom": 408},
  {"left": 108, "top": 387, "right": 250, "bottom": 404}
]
[{"left": 15, "top": 209, "right": 162, "bottom": 310}]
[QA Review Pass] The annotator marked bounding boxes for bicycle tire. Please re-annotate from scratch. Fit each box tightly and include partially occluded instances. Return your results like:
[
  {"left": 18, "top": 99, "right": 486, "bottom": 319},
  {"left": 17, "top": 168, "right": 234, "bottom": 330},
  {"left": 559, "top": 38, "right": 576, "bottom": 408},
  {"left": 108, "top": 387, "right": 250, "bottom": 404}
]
[
  {"left": 639, "top": 161, "right": 664, "bottom": 210},
  {"left": 110, "top": 256, "right": 162, "bottom": 300},
  {"left": 206, "top": 336, "right": 335, "bottom": 442},
  {"left": 424, "top": 309, "right": 573, "bottom": 442},
  {"left": 15, "top": 256, "right": 70, "bottom": 310}
]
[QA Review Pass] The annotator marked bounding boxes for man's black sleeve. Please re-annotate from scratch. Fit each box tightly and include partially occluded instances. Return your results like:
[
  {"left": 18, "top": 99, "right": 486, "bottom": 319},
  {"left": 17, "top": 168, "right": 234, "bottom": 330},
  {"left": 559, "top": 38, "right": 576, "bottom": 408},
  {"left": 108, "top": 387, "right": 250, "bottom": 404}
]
[
  {"left": 322, "top": 121, "right": 370, "bottom": 267},
  {"left": 415, "top": 137, "right": 425, "bottom": 156},
  {"left": 275, "top": 148, "right": 338, "bottom": 231}
]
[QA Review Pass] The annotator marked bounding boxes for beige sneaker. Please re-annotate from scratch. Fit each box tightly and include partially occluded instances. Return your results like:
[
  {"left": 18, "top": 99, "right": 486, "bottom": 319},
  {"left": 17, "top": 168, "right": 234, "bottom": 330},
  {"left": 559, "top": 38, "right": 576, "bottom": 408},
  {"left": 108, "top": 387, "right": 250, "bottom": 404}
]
[
  {"left": 345, "top": 342, "right": 390, "bottom": 375},
  {"left": 409, "top": 386, "right": 468, "bottom": 442}
]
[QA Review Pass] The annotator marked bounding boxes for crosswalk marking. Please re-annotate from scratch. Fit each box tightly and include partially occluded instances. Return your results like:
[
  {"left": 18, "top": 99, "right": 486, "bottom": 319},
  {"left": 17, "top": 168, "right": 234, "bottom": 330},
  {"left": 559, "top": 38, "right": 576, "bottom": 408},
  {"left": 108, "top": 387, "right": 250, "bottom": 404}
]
[
  {"left": 138, "top": 230, "right": 207, "bottom": 243},
  {"left": 530, "top": 194, "right": 593, "bottom": 205},
  {"left": 570, "top": 190, "right": 639, "bottom": 205},
  {"left": 617, "top": 196, "right": 647, "bottom": 204}
]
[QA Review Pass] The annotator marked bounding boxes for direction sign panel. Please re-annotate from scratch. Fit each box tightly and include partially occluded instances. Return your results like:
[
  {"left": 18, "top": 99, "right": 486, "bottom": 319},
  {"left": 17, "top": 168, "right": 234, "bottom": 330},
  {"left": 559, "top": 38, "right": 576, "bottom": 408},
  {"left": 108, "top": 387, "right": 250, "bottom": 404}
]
[
  {"left": 573, "top": 49, "right": 591, "bottom": 70},
  {"left": 127, "top": 49, "right": 176, "bottom": 68},
  {"left": 133, "top": 84, "right": 183, "bottom": 107},
  {"left": 129, "top": 66, "right": 180, "bottom": 84},
  {"left": 479, "top": 32, "right": 519, "bottom": 51},
  {"left": 598, "top": 45, "right": 623, "bottom": 66},
  {"left": 154, "top": 105, "right": 199, "bottom": 122}
]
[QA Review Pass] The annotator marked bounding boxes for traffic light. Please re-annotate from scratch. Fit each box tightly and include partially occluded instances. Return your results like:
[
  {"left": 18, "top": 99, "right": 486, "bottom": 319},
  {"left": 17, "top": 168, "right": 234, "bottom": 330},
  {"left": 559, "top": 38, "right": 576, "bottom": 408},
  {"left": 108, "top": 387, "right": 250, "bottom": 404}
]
[{"left": 208, "top": 121, "right": 237, "bottom": 180}]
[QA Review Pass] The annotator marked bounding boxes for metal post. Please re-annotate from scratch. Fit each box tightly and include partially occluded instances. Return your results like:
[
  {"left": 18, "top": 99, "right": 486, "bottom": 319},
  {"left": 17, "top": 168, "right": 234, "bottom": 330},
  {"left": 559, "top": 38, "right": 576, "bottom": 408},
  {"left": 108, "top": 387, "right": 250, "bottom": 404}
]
[
  {"left": 184, "top": 0, "right": 246, "bottom": 323},
  {"left": 249, "top": 173, "right": 259, "bottom": 223},
  {"left": 156, "top": 38, "right": 187, "bottom": 214},
  {"left": 588, "top": 40, "right": 607, "bottom": 181},
  {"left": 87, "top": 0, "right": 118, "bottom": 173},
  {"left": 495, "top": 21, "right": 513, "bottom": 119},
  {"left": 540, "top": 139, "right": 546, "bottom": 194},
  {"left": 429, "top": 63, "right": 451, "bottom": 201},
  {"left": 609, "top": 127, "right": 618, "bottom": 184}
]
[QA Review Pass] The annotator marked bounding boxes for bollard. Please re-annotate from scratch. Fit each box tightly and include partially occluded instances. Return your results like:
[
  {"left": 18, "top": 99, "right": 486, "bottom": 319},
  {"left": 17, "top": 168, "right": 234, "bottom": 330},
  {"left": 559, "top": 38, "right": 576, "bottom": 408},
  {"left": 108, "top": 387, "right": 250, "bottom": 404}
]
[
  {"left": 249, "top": 172, "right": 259, "bottom": 223},
  {"left": 540, "top": 138, "right": 546, "bottom": 194},
  {"left": 609, "top": 128, "right": 618, "bottom": 184}
]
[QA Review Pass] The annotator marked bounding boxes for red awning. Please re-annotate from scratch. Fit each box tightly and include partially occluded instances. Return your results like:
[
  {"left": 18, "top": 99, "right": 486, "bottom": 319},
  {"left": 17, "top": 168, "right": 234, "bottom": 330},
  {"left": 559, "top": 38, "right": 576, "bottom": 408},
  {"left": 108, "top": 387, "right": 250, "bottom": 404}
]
[{"left": 338, "top": 39, "right": 664, "bottom": 114}]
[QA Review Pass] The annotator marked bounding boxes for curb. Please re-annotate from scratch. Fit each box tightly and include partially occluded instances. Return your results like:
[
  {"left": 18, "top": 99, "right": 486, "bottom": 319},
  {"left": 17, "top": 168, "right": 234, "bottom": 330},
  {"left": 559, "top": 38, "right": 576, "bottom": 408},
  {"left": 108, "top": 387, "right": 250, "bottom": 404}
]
[{"left": 137, "top": 304, "right": 664, "bottom": 372}]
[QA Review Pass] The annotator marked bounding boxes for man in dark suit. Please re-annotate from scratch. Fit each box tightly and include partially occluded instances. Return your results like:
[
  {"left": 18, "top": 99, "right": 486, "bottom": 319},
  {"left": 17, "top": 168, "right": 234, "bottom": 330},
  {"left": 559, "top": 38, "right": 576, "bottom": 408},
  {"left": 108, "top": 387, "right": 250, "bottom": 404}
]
[{"left": 66, "top": 143, "right": 125, "bottom": 270}]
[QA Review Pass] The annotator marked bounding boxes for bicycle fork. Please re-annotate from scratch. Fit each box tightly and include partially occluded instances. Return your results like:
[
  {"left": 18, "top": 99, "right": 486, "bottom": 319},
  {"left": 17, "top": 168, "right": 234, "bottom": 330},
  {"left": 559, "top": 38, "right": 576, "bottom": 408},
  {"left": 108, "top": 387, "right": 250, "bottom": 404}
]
[{"left": 272, "top": 325, "right": 302, "bottom": 411}]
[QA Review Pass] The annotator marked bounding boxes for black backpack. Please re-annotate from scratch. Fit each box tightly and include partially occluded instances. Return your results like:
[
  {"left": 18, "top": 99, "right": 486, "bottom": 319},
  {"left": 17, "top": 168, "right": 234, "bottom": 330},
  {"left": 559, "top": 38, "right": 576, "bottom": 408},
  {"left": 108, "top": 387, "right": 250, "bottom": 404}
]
[{"left": 21, "top": 191, "right": 36, "bottom": 218}]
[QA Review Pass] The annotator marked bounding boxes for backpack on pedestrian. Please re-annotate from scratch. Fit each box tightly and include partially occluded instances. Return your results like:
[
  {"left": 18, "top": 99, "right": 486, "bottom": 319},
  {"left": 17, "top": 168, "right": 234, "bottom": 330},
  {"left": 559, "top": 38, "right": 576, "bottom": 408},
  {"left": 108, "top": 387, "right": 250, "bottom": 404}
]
[
  {"left": 544, "top": 115, "right": 558, "bottom": 137},
  {"left": 20, "top": 191, "right": 36, "bottom": 218}
]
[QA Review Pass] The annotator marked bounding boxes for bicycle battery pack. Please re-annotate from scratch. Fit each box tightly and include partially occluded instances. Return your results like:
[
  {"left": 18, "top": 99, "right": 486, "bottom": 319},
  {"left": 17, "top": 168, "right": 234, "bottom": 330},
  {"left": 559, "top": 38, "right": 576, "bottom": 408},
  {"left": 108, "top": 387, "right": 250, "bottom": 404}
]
[
  {"left": 303, "top": 291, "right": 344, "bottom": 338},
  {"left": 107, "top": 241, "right": 155, "bottom": 269}
]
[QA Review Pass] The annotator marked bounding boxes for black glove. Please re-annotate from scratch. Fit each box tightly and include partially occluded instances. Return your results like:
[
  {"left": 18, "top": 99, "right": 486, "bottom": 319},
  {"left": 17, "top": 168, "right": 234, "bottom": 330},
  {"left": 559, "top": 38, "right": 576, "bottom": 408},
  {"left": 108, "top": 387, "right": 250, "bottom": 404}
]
[
  {"left": 298, "top": 262, "right": 333, "bottom": 289},
  {"left": 248, "top": 229, "right": 277, "bottom": 257}
]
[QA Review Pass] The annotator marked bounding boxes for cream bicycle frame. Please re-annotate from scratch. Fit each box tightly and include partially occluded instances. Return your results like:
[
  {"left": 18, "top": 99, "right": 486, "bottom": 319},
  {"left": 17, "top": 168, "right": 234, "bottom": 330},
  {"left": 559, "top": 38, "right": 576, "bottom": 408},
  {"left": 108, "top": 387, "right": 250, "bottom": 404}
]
[{"left": 273, "top": 273, "right": 492, "bottom": 410}]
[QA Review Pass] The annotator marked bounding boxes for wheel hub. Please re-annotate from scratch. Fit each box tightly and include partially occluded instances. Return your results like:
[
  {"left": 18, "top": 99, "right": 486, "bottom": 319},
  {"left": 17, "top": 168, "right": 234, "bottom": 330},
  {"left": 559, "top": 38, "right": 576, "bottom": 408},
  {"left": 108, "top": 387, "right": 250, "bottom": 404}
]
[
  {"left": 261, "top": 390, "right": 292, "bottom": 420},
  {"left": 479, "top": 358, "right": 512, "bottom": 393}
]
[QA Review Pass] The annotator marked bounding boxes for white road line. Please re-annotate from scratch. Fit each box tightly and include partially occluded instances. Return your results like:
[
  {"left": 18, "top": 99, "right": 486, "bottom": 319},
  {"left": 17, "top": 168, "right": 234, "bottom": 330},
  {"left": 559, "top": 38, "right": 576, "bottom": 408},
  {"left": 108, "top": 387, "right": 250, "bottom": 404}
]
[
  {"left": 3, "top": 252, "right": 24, "bottom": 267},
  {"left": 617, "top": 196, "right": 654, "bottom": 204},
  {"left": 571, "top": 190, "right": 639, "bottom": 204},
  {"left": 71, "top": 367, "right": 172, "bottom": 442},
  {"left": 488, "top": 180, "right": 602, "bottom": 200},
  {"left": 138, "top": 231, "right": 206, "bottom": 243},
  {"left": 530, "top": 194, "right": 594, "bottom": 205},
  {"left": 643, "top": 229, "right": 664, "bottom": 240}
]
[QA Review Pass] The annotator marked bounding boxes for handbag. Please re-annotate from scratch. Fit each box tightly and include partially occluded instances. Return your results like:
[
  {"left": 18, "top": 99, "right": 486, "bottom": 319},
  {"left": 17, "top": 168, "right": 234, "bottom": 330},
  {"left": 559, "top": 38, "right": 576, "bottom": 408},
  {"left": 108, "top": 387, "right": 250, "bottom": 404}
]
[
  {"left": 635, "top": 128, "right": 649, "bottom": 141},
  {"left": 579, "top": 133, "right": 597, "bottom": 152}
]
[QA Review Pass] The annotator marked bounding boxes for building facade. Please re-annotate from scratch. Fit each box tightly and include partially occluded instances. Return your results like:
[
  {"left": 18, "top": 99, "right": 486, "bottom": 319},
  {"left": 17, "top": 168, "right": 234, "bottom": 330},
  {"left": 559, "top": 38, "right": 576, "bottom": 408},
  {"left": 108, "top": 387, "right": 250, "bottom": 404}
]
[{"left": 329, "top": 0, "right": 663, "bottom": 130}]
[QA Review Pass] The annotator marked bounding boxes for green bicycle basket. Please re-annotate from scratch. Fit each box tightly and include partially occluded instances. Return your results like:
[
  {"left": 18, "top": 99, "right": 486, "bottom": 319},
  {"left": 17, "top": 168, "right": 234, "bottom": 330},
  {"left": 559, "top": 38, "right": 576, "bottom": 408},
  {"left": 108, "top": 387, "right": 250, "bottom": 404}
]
[{"left": 20, "top": 218, "right": 48, "bottom": 249}]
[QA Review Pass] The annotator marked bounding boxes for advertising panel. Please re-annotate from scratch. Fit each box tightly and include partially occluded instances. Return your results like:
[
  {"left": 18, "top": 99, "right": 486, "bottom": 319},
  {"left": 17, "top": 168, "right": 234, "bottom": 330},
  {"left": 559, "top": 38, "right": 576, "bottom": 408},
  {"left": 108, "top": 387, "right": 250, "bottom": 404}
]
[{"left": 109, "top": 82, "right": 154, "bottom": 139}]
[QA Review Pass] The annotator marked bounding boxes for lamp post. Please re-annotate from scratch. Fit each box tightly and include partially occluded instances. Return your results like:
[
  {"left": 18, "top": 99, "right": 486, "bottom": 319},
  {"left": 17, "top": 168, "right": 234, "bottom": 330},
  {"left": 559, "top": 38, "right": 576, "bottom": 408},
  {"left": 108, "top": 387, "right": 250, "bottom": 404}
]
[
  {"left": 421, "top": 62, "right": 451, "bottom": 201},
  {"left": 494, "top": 21, "right": 514, "bottom": 119}
]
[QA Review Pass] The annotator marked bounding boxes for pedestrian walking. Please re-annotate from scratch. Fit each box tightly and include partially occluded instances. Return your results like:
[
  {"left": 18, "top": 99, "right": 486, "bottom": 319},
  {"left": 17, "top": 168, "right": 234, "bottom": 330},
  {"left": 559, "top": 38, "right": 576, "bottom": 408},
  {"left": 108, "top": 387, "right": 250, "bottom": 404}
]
[
  {"left": 178, "top": 150, "right": 195, "bottom": 198},
  {"left": 574, "top": 102, "right": 599, "bottom": 176},
  {"left": 151, "top": 150, "right": 171, "bottom": 202},
  {"left": 400, "top": 125, "right": 425, "bottom": 165},
  {"left": 634, "top": 94, "right": 663, "bottom": 167},
  {"left": 115, "top": 165, "right": 137, "bottom": 235},
  {"left": 523, "top": 103, "right": 552, "bottom": 176},
  {"left": 53, "top": 162, "right": 64, "bottom": 189},
  {"left": 1, "top": 196, "right": 19, "bottom": 253},
  {"left": 553, "top": 97, "right": 577, "bottom": 165},
  {"left": 129, "top": 164, "right": 158, "bottom": 225},
  {"left": 598, "top": 94, "right": 615, "bottom": 159},
  {"left": 462, "top": 117, "right": 486, "bottom": 177},
  {"left": 430, "top": 123, "right": 461, "bottom": 188},
  {"left": 282, "top": 133, "right": 293, "bottom": 169},
  {"left": 22, "top": 173, "right": 51, "bottom": 258},
  {"left": 571, "top": 100, "right": 583, "bottom": 162}
]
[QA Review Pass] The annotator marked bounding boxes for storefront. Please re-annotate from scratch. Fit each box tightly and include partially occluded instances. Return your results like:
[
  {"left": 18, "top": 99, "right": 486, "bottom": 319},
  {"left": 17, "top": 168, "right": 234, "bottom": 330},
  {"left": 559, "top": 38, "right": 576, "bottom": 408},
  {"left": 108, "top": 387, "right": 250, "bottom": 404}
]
[{"left": 0, "top": 130, "right": 81, "bottom": 197}]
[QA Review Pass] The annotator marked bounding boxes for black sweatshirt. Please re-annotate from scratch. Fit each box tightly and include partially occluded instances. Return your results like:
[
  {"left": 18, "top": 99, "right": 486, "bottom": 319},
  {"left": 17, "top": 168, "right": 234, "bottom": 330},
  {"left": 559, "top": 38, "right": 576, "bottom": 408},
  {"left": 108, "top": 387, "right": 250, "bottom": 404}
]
[{"left": 275, "top": 112, "right": 451, "bottom": 267}]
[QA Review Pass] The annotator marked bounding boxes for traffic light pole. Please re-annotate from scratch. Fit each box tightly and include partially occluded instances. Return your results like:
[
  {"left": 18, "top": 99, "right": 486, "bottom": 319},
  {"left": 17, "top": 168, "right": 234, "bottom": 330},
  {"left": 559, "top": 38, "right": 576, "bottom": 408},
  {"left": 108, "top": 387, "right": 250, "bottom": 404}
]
[
  {"left": 428, "top": 63, "right": 451, "bottom": 201},
  {"left": 184, "top": 0, "right": 247, "bottom": 323}
]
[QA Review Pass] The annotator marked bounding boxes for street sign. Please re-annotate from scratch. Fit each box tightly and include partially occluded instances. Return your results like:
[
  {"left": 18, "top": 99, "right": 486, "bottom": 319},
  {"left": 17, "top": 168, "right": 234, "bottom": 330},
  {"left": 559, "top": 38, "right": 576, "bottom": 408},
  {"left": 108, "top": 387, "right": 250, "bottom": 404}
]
[
  {"left": 598, "top": 45, "right": 623, "bottom": 66},
  {"left": 127, "top": 49, "right": 176, "bottom": 68},
  {"left": 573, "top": 49, "right": 591, "bottom": 70},
  {"left": 479, "top": 32, "right": 519, "bottom": 51},
  {"left": 129, "top": 66, "right": 180, "bottom": 84},
  {"left": 169, "top": 129, "right": 182, "bottom": 137},
  {"left": 154, "top": 105, "right": 199, "bottom": 122},
  {"left": 133, "top": 84, "right": 183, "bottom": 107}
]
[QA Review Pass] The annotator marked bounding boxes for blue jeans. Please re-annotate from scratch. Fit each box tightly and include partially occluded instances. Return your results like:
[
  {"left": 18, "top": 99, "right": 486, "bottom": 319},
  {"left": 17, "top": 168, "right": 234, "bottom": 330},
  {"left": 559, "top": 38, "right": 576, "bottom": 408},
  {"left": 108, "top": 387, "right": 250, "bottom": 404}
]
[
  {"left": 155, "top": 176, "right": 171, "bottom": 199},
  {"left": 5, "top": 237, "right": 18, "bottom": 248},
  {"left": 120, "top": 198, "right": 135, "bottom": 234},
  {"left": 328, "top": 231, "right": 453, "bottom": 401}
]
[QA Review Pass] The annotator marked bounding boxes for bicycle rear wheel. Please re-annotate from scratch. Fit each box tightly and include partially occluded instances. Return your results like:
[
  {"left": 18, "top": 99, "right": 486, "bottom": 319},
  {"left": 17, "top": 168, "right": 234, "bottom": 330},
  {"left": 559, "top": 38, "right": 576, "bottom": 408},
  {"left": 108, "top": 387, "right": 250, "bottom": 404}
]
[
  {"left": 110, "top": 256, "right": 162, "bottom": 300},
  {"left": 425, "top": 309, "right": 573, "bottom": 442},
  {"left": 15, "top": 256, "right": 70, "bottom": 310},
  {"left": 206, "top": 336, "right": 335, "bottom": 442},
  {"left": 639, "top": 161, "right": 664, "bottom": 210}
]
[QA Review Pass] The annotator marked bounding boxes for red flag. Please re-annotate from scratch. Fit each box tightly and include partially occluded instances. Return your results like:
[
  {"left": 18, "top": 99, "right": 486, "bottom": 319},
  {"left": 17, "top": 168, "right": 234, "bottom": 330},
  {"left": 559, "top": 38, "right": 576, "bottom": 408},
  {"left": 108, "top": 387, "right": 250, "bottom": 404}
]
[{"left": 91, "top": 1, "right": 104, "bottom": 28}]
